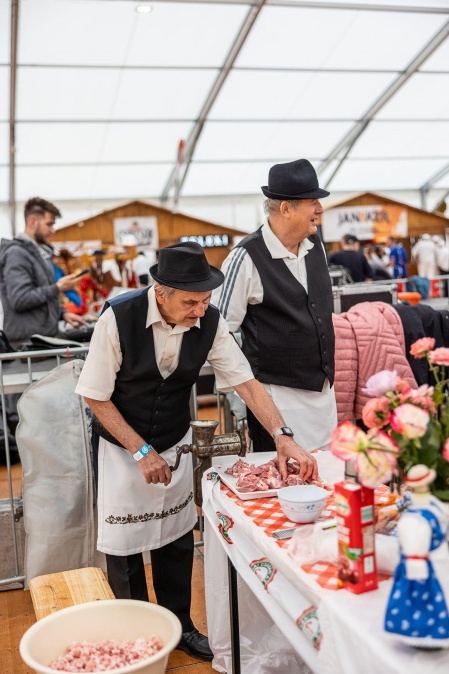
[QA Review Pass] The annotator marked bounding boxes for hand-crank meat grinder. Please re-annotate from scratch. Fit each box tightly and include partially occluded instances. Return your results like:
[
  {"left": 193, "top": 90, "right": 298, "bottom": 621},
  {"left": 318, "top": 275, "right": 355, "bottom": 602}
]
[{"left": 170, "top": 420, "right": 246, "bottom": 506}]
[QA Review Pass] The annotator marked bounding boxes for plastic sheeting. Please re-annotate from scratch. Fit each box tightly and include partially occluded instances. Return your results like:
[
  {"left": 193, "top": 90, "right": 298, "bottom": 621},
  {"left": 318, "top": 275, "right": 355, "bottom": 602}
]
[{"left": 16, "top": 359, "right": 97, "bottom": 586}]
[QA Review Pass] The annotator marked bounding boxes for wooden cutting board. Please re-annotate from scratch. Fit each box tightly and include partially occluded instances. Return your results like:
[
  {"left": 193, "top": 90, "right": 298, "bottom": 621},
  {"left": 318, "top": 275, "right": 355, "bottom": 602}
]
[{"left": 29, "top": 567, "right": 115, "bottom": 621}]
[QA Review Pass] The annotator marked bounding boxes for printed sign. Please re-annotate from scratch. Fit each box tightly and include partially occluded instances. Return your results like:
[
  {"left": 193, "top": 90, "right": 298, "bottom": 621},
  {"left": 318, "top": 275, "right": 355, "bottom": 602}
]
[
  {"left": 113, "top": 216, "right": 159, "bottom": 248},
  {"left": 179, "top": 234, "right": 229, "bottom": 248},
  {"left": 321, "top": 205, "right": 408, "bottom": 242}
]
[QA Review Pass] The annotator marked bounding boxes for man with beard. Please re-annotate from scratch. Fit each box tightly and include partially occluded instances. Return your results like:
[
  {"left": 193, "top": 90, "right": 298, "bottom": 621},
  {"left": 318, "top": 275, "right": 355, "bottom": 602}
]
[
  {"left": 0, "top": 197, "right": 86, "bottom": 464},
  {"left": 0, "top": 197, "right": 84, "bottom": 349}
]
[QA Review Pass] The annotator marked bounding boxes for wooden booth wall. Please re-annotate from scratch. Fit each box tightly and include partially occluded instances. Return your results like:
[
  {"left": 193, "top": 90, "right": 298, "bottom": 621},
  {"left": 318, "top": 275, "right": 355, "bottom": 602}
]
[
  {"left": 331, "top": 193, "right": 449, "bottom": 240},
  {"left": 51, "top": 200, "right": 247, "bottom": 268},
  {"left": 325, "top": 193, "right": 449, "bottom": 275}
]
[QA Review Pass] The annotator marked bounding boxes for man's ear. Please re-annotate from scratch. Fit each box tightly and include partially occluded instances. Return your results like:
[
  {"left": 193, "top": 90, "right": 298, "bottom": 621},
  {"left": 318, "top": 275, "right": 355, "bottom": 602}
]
[
  {"left": 154, "top": 287, "right": 165, "bottom": 305},
  {"left": 25, "top": 215, "right": 38, "bottom": 234},
  {"left": 279, "top": 200, "right": 291, "bottom": 218}
]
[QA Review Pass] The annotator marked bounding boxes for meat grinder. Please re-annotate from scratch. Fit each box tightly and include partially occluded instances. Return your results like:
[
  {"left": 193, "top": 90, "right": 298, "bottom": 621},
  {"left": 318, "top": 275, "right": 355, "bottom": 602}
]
[{"left": 170, "top": 420, "right": 247, "bottom": 506}]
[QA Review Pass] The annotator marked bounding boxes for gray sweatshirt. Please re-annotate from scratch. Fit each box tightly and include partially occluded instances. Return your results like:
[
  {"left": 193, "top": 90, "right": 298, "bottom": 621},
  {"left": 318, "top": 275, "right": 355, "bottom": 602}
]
[{"left": 0, "top": 236, "right": 61, "bottom": 348}]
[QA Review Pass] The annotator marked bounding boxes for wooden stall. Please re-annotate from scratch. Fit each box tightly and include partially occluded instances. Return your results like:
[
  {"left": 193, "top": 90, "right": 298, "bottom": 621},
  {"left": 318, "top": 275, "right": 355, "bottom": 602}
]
[
  {"left": 50, "top": 199, "right": 246, "bottom": 269},
  {"left": 321, "top": 193, "right": 449, "bottom": 275}
]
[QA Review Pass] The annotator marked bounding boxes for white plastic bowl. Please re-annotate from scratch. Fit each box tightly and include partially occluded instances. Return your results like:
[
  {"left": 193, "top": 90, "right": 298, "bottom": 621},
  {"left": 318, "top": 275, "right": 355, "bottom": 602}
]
[
  {"left": 19, "top": 599, "right": 182, "bottom": 674},
  {"left": 277, "top": 485, "right": 328, "bottom": 524}
]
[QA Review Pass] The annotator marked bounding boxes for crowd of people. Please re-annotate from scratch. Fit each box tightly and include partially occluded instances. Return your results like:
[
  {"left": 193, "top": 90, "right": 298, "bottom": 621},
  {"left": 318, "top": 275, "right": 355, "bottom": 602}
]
[{"left": 327, "top": 232, "right": 449, "bottom": 285}]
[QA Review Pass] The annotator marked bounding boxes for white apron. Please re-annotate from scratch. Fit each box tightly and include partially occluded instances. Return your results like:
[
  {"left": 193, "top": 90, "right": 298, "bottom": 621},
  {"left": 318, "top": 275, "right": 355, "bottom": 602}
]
[
  {"left": 97, "top": 428, "right": 197, "bottom": 555},
  {"left": 263, "top": 379, "right": 337, "bottom": 451}
]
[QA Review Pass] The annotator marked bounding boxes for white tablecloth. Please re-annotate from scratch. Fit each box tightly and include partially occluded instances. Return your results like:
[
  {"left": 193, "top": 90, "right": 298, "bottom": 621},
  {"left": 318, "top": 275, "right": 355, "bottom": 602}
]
[{"left": 202, "top": 451, "right": 449, "bottom": 674}]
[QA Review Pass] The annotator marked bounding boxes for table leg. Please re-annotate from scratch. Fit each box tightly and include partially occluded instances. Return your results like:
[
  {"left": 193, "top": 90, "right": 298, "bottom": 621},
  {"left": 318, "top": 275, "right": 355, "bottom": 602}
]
[{"left": 228, "top": 557, "right": 241, "bottom": 674}]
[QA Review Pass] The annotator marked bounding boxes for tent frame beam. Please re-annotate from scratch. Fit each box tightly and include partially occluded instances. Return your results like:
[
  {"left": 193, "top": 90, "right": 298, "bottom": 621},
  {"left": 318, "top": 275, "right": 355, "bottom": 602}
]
[
  {"left": 9, "top": 0, "right": 19, "bottom": 236},
  {"left": 6, "top": 63, "right": 449, "bottom": 75},
  {"left": 127, "top": 0, "right": 449, "bottom": 15},
  {"left": 420, "top": 160, "right": 449, "bottom": 194},
  {"left": 160, "top": 0, "right": 267, "bottom": 204},
  {"left": 320, "top": 19, "right": 449, "bottom": 189}
]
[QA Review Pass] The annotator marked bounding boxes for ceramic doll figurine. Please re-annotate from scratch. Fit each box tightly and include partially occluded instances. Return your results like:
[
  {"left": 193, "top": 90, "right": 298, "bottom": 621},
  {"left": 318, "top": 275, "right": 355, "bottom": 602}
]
[{"left": 384, "top": 464, "right": 449, "bottom": 648}]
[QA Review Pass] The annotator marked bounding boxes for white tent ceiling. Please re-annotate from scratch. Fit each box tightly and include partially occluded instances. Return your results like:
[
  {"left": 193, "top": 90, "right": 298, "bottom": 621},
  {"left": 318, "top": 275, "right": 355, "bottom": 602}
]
[{"left": 1, "top": 0, "right": 449, "bottom": 232}]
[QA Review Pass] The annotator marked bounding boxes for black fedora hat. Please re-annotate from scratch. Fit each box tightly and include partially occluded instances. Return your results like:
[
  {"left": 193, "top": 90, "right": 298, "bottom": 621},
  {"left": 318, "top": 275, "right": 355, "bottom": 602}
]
[
  {"left": 261, "top": 159, "right": 329, "bottom": 200},
  {"left": 150, "top": 242, "right": 224, "bottom": 292}
]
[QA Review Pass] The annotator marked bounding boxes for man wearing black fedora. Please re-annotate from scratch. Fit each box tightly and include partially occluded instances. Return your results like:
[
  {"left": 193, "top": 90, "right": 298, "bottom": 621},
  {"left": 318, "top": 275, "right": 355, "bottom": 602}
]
[
  {"left": 214, "top": 159, "right": 337, "bottom": 455},
  {"left": 76, "top": 240, "right": 316, "bottom": 662}
]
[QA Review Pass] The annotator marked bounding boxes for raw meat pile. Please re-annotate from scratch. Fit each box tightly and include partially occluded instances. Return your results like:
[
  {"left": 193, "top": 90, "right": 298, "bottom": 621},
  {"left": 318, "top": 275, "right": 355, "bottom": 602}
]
[
  {"left": 225, "top": 457, "right": 323, "bottom": 493},
  {"left": 48, "top": 636, "right": 163, "bottom": 672}
]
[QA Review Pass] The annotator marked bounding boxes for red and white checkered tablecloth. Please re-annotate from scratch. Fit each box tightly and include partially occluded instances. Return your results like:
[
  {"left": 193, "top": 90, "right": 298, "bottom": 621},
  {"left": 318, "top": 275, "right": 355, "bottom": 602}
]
[{"left": 220, "top": 482, "right": 392, "bottom": 591}]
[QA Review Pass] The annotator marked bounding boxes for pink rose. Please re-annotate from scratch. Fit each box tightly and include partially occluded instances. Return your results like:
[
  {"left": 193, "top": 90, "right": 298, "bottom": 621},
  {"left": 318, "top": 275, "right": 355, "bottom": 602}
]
[
  {"left": 362, "top": 397, "right": 391, "bottom": 429},
  {"left": 355, "top": 449, "right": 396, "bottom": 489},
  {"left": 401, "top": 385, "right": 436, "bottom": 415},
  {"left": 395, "top": 379, "right": 411, "bottom": 393},
  {"left": 362, "top": 370, "right": 397, "bottom": 398},
  {"left": 330, "top": 421, "right": 368, "bottom": 462},
  {"left": 429, "top": 348, "right": 449, "bottom": 367},
  {"left": 443, "top": 439, "right": 449, "bottom": 463},
  {"left": 410, "top": 337, "right": 435, "bottom": 359},
  {"left": 367, "top": 429, "right": 401, "bottom": 458},
  {"left": 390, "top": 404, "right": 430, "bottom": 439}
]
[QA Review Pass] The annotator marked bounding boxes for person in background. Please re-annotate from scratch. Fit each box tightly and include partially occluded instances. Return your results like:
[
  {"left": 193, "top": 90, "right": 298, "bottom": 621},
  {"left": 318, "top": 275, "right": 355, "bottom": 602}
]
[
  {"left": 364, "top": 243, "right": 392, "bottom": 280},
  {"left": 0, "top": 197, "right": 86, "bottom": 464},
  {"left": 410, "top": 234, "right": 438, "bottom": 279},
  {"left": 90, "top": 249, "right": 105, "bottom": 286},
  {"left": 328, "top": 234, "right": 374, "bottom": 283},
  {"left": 48, "top": 245, "right": 84, "bottom": 313},
  {"left": 387, "top": 235, "right": 408, "bottom": 279},
  {"left": 0, "top": 197, "right": 86, "bottom": 349},
  {"left": 76, "top": 242, "right": 317, "bottom": 662},
  {"left": 213, "top": 158, "right": 337, "bottom": 455},
  {"left": 132, "top": 247, "right": 157, "bottom": 286},
  {"left": 435, "top": 236, "right": 449, "bottom": 275}
]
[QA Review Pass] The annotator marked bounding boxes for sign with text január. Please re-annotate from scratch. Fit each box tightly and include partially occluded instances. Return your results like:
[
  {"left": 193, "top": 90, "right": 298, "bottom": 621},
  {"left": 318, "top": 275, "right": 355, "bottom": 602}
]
[{"left": 321, "top": 205, "right": 408, "bottom": 242}]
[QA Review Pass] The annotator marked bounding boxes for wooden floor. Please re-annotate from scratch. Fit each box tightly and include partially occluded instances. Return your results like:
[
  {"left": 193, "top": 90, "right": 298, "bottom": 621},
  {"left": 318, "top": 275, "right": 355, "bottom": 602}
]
[{"left": 0, "top": 403, "right": 223, "bottom": 674}]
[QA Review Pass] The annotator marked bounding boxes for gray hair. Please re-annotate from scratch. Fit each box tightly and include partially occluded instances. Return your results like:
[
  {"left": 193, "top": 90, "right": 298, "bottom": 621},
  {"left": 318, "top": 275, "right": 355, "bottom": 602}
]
[
  {"left": 263, "top": 198, "right": 300, "bottom": 216},
  {"left": 153, "top": 283, "right": 177, "bottom": 299}
]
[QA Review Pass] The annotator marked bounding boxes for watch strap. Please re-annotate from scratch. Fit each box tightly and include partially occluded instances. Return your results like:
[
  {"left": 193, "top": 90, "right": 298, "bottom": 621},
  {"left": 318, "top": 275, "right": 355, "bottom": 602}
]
[{"left": 272, "top": 427, "right": 294, "bottom": 440}]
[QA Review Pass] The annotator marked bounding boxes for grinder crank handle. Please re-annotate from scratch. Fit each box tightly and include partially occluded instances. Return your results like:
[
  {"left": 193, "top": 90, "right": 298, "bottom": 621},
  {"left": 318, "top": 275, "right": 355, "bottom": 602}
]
[{"left": 169, "top": 443, "right": 192, "bottom": 472}]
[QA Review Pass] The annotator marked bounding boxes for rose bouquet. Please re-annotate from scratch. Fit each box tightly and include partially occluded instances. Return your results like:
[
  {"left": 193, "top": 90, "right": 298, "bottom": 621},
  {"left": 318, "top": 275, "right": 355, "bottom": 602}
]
[{"left": 330, "top": 337, "right": 449, "bottom": 498}]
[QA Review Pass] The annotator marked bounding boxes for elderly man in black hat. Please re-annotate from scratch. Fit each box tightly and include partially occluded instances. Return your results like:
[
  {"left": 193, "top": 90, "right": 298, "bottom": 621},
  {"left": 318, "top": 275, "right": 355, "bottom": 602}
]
[
  {"left": 76, "top": 241, "right": 316, "bottom": 662},
  {"left": 213, "top": 159, "right": 338, "bottom": 456}
]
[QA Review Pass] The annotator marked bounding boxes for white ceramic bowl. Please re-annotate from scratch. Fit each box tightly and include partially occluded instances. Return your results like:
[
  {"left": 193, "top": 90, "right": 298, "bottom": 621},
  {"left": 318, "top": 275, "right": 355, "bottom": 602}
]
[
  {"left": 277, "top": 485, "right": 328, "bottom": 524},
  {"left": 19, "top": 599, "right": 182, "bottom": 674}
]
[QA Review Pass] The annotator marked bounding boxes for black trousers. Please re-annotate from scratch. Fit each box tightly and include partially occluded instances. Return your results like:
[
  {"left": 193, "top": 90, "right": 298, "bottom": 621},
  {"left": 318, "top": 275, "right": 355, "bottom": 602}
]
[
  {"left": 105, "top": 531, "right": 195, "bottom": 633},
  {"left": 246, "top": 407, "right": 276, "bottom": 453}
]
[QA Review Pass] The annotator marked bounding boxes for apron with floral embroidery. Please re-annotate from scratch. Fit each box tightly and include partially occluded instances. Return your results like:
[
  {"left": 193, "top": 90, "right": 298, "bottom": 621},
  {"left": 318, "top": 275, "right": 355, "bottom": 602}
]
[{"left": 97, "top": 429, "right": 197, "bottom": 555}]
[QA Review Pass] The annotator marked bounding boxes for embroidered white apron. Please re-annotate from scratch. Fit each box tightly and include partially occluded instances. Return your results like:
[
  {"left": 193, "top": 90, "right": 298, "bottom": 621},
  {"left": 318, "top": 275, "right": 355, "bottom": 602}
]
[{"left": 97, "top": 428, "right": 197, "bottom": 555}]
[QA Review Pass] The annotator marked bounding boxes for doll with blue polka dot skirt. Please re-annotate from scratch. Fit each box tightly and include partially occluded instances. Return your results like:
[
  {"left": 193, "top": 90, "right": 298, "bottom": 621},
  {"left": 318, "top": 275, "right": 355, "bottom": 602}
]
[{"left": 384, "top": 464, "right": 449, "bottom": 648}]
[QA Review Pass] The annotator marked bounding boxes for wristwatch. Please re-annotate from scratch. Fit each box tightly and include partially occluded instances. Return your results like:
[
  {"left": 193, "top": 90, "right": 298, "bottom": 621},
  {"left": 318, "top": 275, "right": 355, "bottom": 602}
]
[{"left": 272, "top": 427, "right": 294, "bottom": 441}]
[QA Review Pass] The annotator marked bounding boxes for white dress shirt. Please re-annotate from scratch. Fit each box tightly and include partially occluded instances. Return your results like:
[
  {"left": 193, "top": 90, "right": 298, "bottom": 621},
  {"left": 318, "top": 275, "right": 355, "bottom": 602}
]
[
  {"left": 76, "top": 285, "right": 254, "bottom": 402},
  {"left": 212, "top": 221, "right": 337, "bottom": 451}
]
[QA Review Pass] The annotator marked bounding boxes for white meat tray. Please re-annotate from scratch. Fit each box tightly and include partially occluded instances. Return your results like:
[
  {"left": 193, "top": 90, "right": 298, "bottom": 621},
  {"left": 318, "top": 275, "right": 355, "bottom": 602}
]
[{"left": 212, "top": 451, "right": 280, "bottom": 500}]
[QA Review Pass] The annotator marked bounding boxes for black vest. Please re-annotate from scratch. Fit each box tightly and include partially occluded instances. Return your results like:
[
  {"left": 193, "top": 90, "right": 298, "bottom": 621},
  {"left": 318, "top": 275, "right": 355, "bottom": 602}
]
[
  {"left": 238, "top": 228, "right": 335, "bottom": 391},
  {"left": 92, "top": 288, "right": 220, "bottom": 453}
]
